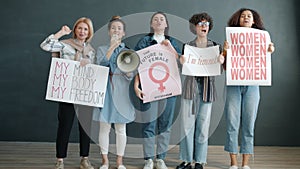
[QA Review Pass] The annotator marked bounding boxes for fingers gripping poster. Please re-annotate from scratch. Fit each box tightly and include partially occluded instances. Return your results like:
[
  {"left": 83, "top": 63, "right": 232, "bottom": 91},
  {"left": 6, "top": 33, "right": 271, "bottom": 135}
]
[
  {"left": 226, "top": 27, "right": 272, "bottom": 86},
  {"left": 136, "top": 44, "right": 182, "bottom": 103},
  {"left": 45, "top": 58, "right": 109, "bottom": 107}
]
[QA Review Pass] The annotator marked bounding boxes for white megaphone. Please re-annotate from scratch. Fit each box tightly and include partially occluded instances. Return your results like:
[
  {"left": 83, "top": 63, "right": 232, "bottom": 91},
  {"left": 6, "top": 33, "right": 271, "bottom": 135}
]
[{"left": 116, "top": 50, "right": 140, "bottom": 73}]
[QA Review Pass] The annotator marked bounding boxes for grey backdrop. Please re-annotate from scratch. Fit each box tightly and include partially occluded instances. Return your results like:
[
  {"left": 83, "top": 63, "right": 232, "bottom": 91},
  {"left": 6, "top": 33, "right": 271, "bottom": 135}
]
[{"left": 0, "top": 0, "right": 299, "bottom": 146}]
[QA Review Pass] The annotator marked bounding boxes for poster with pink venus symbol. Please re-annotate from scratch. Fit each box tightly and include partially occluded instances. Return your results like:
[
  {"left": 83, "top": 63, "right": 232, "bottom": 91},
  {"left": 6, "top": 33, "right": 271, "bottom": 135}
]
[{"left": 136, "top": 44, "right": 182, "bottom": 103}]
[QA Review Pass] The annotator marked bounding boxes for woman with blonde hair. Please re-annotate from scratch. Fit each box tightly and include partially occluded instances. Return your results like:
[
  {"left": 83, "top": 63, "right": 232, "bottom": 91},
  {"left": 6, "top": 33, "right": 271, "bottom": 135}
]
[{"left": 40, "top": 17, "right": 95, "bottom": 169}]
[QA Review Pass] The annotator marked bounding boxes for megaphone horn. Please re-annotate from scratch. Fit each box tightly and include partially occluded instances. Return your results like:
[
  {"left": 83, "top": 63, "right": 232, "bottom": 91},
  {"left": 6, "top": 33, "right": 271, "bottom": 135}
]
[{"left": 116, "top": 50, "right": 140, "bottom": 73}]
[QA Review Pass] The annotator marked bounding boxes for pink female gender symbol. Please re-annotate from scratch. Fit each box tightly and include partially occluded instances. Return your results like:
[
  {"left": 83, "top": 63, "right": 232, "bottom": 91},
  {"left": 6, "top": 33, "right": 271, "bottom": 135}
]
[{"left": 148, "top": 62, "right": 170, "bottom": 92}]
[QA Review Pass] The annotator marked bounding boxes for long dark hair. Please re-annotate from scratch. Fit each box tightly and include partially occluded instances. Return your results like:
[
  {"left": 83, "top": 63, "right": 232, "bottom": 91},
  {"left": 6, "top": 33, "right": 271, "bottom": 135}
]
[
  {"left": 228, "top": 8, "right": 265, "bottom": 30},
  {"left": 150, "top": 11, "right": 169, "bottom": 35}
]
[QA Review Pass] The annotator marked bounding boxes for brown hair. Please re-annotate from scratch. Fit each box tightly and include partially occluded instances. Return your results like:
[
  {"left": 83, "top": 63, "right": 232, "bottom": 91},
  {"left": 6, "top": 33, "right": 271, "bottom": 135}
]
[
  {"left": 72, "top": 17, "right": 94, "bottom": 42},
  {"left": 189, "top": 12, "right": 214, "bottom": 34},
  {"left": 228, "top": 8, "right": 265, "bottom": 30},
  {"left": 150, "top": 11, "right": 169, "bottom": 35},
  {"left": 108, "top": 15, "right": 126, "bottom": 31}
]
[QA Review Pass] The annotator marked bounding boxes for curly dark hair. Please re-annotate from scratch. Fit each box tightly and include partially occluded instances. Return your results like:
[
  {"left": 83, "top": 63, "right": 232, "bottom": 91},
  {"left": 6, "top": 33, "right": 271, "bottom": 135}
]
[
  {"left": 189, "top": 12, "right": 213, "bottom": 34},
  {"left": 227, "top": 8, "right": 265, "bottom": 30}
]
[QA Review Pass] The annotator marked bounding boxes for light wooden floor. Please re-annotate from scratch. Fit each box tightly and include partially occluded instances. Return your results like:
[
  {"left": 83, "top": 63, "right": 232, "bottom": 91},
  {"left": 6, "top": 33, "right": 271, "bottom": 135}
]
[{"left": 0, "top": 142, "right": 299, "bottom": 169}]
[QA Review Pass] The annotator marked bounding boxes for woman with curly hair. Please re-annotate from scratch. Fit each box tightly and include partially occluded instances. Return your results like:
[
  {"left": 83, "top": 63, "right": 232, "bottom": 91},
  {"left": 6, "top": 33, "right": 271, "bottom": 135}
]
[
  {"left": 223, "top": 8, "right": 275, "bottom": 169},
  {"left": 176, "top": 12, "right": 224, "bottom": 169}
]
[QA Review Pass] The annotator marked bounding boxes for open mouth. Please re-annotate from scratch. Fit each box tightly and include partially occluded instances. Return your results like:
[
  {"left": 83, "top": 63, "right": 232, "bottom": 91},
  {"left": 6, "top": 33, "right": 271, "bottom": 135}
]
[{"left": 244, "top": 20, "right": 250, "bottom": 24}]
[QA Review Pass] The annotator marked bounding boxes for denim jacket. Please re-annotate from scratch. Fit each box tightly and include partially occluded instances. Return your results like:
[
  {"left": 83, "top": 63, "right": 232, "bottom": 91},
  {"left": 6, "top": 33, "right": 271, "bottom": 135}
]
[{"left": 134, "top": 33, "right": 181, "bottom": 54}]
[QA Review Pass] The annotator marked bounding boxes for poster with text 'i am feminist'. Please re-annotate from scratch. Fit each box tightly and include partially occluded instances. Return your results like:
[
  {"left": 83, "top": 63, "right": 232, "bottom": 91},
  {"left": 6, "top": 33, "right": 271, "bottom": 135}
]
[
  {"left": 137, "top": 44, "right": 182, "bottom": 103},
  {"left": 226, "top": 27, "right": 272, "bottom": 86},
  {"left": 46, "top": 58, "right": 109, "bottom": 107},
  {"left": 182, "top": 44, "right": 221, "bottom": 76}
]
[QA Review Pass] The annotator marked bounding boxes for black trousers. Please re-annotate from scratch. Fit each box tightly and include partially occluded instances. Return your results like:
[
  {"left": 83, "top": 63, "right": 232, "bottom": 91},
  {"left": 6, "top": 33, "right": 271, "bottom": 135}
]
[{"left": 56, "top": 102, "right": 93, "bottom": 158}]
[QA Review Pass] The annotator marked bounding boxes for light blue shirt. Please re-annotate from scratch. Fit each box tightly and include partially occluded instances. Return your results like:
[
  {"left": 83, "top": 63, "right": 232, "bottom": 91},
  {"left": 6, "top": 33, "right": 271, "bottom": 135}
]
[{"left": 93, "top": 43, "right": 135, "bottom": 123}]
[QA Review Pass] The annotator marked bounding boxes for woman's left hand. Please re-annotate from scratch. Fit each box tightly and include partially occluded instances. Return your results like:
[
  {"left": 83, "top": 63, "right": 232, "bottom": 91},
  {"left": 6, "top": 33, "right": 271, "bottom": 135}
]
[
  {"left": 161, "top": 39, "right": 179, "bottom": 59},
  {"left": 268, "top": 42, "right": 275, "bottom": 53},
  {"left": 179, "top": 55, "right": 186, "bottom": 64}
]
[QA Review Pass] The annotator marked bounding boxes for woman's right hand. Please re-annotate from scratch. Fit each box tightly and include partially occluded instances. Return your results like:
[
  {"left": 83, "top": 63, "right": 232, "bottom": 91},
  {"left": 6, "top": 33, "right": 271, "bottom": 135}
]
[
  {"left": 54, "top": 25, "right": 72, "bottom": 39},
  {"left": 110, "top": 34, "right": 121, "bottom": 50},
  {"left": 61, "top": 25, "right": 72, "bottom": 35},
  {"left": 223, "top": 41, "right": 229, "bottom": 51},
  {"left": 106, "top": 34, "right": 121, "bottom": 59},
  {"left": 134, "top": 75, "right": 145, "bottom": 100},
  {"left": 106, "top": 35, "right": 121, "bottom": 60},
  {"left": 218, "top": 54, "right": 225, "bottom": 64}
]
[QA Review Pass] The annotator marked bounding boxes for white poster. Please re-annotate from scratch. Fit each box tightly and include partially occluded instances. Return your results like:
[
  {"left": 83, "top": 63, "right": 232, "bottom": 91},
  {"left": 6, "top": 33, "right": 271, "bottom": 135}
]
[
  {"left": 46, "top": 58, "right": 109, "bottom": 107},
  {"left": 226, "top": 27, "right": 272, "bottom": 86},
  {"left": 182, "top": 44, "right": 221, "bottom": 76},
  {"left": 136, "top": 44, "right": 181, "bottom": 103}
]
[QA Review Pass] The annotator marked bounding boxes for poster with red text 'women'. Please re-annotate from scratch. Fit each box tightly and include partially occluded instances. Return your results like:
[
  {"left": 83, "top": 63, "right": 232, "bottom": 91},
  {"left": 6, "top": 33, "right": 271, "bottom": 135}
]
[{"left": 226, "top": 27, "right": 272, "bottom": 86}]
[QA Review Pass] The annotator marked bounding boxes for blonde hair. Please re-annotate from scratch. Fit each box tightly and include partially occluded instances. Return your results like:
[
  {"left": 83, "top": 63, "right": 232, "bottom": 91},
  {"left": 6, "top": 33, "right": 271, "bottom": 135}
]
[{"left": 72, "top": 17, "right": 94, "bottom": 42}]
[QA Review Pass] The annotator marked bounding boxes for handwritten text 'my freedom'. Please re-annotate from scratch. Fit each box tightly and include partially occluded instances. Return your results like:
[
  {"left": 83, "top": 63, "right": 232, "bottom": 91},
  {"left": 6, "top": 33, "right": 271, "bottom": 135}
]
[{"left": 50, "top": 62, "right": 104, "bottom": 105}]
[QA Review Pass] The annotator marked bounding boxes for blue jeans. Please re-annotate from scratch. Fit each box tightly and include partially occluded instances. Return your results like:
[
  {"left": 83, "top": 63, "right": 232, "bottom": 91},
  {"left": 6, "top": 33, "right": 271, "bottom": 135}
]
[
  {"left": 142, "top": 96, "right": 176, "bottom": 160},
  {"left": 179, "top": 99, "right": 212, "bottom": 164},
  {"left": 224, "top": 86, "right": 260, "bottom": 154}
]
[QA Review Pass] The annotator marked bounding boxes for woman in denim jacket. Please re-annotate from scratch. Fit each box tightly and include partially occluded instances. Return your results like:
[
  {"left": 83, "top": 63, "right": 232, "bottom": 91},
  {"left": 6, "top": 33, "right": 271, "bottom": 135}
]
[{"left": 133, "top": 11, "right": 181, "bottom": 169}]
